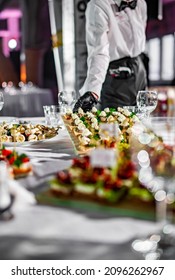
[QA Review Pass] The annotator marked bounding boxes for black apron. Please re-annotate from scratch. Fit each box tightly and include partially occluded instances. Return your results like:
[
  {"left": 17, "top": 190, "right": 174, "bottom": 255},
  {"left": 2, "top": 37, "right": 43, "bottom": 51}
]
[{"left": 100, "top": 55, "right": 147, "bottom": 110}]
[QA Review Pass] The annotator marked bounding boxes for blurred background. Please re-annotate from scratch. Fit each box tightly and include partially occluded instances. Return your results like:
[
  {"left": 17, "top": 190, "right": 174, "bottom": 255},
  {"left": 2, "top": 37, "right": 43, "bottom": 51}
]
[{"left": 0, "top": 0, "right": 175, "bottom": 115}]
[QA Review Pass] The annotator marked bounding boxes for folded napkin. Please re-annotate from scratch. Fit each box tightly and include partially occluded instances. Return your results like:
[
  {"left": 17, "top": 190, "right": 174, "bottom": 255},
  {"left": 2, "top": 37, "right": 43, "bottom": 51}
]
[
  {"left": 33, "top": 159, "right": 72, "bottom": 178},
  {"left": 26, "top": 152, "right": 70, "bottom": 158},
  {"left": 8, "top": 179, "right": 36, "bottom": 211}
]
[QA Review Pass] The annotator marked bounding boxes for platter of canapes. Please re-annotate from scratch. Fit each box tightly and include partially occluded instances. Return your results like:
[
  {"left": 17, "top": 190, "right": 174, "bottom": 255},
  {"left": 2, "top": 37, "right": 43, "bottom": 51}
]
[
  {"left": 37, "top": 152, "right": 156, "bottom": 221},
  {"left": 0, "top": 122, "right": 60, "bottom": 146},
  {"left": 62, "top": 106, "right": 139, "bottom": 154}
]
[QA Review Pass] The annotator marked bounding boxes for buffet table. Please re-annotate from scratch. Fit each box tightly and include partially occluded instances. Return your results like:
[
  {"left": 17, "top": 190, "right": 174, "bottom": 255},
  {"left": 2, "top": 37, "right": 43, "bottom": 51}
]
[
  {"left": 0, "top": 117, "right": 173, "bottom": 260},
  {"left": 0, "top": 87, "right": 54, "bottom": 117}
]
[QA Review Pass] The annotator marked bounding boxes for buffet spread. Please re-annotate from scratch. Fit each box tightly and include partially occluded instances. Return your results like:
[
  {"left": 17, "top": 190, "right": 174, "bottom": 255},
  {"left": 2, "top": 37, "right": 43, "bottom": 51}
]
[
  {"left": 1, "top": 107, "right": 175, "bottom": 221},
  {"left": 37, "top": 107, "right": 175, "bottom": 221}
]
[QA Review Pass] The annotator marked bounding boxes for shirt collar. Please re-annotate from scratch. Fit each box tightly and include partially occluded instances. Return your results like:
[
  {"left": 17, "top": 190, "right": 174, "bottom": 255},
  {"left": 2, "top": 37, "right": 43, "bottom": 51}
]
[
  {"left": 114, "top": 0, "right": 135, "bottom": 6},
  {"left": 114, "top": 0, "right": 122, "bottom": 7}
]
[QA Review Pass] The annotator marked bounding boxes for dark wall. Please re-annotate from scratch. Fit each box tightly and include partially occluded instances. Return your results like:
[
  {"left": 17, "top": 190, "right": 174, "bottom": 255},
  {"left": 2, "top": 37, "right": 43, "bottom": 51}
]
[
  {"left": 146, "top": 0, "right": 159, "bottom": 20},
  {"left": 146, "top": 2, "right": 175, "bottom": 39}
]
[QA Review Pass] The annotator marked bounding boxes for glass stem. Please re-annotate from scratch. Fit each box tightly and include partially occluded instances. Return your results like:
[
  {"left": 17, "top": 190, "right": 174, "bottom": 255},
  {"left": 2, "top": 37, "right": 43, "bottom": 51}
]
[
  {"left": 145, "top": 111, "right": 150, "bottom": 118},
  {"left": 156, "top": 195, "right": 167, "bottom": 226},
  {"left": 156, "top": 180, "right": 175, "bottom": 237}
]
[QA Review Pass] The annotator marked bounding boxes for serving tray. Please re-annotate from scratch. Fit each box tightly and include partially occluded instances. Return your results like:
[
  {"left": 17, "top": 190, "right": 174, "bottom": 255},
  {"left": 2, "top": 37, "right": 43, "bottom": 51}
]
[
  {"left": 36, "top": 188, "right": 156, "bottom": 221},
  {"left": 62, "top": 117, "right": 95, "bottom": 155}
]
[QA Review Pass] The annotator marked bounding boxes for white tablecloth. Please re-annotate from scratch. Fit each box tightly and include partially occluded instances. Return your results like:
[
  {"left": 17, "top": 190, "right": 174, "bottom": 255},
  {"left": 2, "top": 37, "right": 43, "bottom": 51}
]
[
  {"left": 0, "top": 87, "right": 54, "bottom": 117},
  {"left": 0, "top": 118, "right": 173, "bottom": 260}
]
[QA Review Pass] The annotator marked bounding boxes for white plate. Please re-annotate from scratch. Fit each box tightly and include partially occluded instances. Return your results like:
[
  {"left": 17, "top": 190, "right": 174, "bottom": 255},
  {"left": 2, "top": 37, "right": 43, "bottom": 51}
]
[
  {"left": 0, "top": 117, "right": 45, "bottom": 125},
  {"left": 2, "top": 134, "right": 58, "bottom": 147}
]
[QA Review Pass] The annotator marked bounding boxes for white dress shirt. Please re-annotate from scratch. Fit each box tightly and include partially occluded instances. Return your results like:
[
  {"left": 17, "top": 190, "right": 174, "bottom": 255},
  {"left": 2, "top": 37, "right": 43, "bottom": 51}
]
[{"left": 79, "top": 0, "right": 147, "bottom": 98}]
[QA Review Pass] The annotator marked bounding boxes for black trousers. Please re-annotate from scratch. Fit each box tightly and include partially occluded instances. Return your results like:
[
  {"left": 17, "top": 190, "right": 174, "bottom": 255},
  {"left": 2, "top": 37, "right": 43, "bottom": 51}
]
[{"left": 100, "top": 55, "right": 147, "bottom": 110}]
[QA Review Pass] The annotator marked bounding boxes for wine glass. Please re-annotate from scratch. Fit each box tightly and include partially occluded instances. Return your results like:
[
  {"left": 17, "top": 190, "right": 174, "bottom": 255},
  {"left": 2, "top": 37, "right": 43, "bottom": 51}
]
[
  {"left": 137, "top": 90, "right": 158, "bottom": 118},
  {"left": 123, "top": 106, "right": 144, "bottom": 119},
  {"left": 0, "top": 91, "right": 4, "bottom": 112},
  {"left": 131, "top": 117, "right": 175, "bottom": 259},
  {"left": 43, "top": 105, "right": 62, "bottom": 127},
  {"left": 58, "top": 90, "right": 78, "bottom": 113},
  {"left": 71, "top": 91, "right": 80, "bottom": 108}
]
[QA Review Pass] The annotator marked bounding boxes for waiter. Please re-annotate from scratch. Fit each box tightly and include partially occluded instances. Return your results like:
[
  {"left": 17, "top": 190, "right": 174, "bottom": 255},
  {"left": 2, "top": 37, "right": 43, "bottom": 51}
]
[{"left": 73, "top": 0, "right": 147, "bottom": 112}]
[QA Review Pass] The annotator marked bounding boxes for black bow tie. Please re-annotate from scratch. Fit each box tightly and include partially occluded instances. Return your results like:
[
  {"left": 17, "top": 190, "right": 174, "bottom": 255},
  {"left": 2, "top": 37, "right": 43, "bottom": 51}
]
[{"left": 119, "top": 0, "right": 137, "bottom": 11}]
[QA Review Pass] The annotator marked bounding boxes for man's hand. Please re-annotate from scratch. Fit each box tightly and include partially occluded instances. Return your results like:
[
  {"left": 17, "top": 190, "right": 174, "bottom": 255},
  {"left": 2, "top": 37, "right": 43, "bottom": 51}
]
[{"left": 73, "top": 92, "right": 98, "bottom": 113}]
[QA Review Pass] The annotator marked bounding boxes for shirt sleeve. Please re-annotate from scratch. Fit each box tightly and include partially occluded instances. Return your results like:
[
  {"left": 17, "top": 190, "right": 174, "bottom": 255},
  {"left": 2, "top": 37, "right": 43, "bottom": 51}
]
[{"left": 79, "top": 3, "right": 110, "bottom": 98}]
